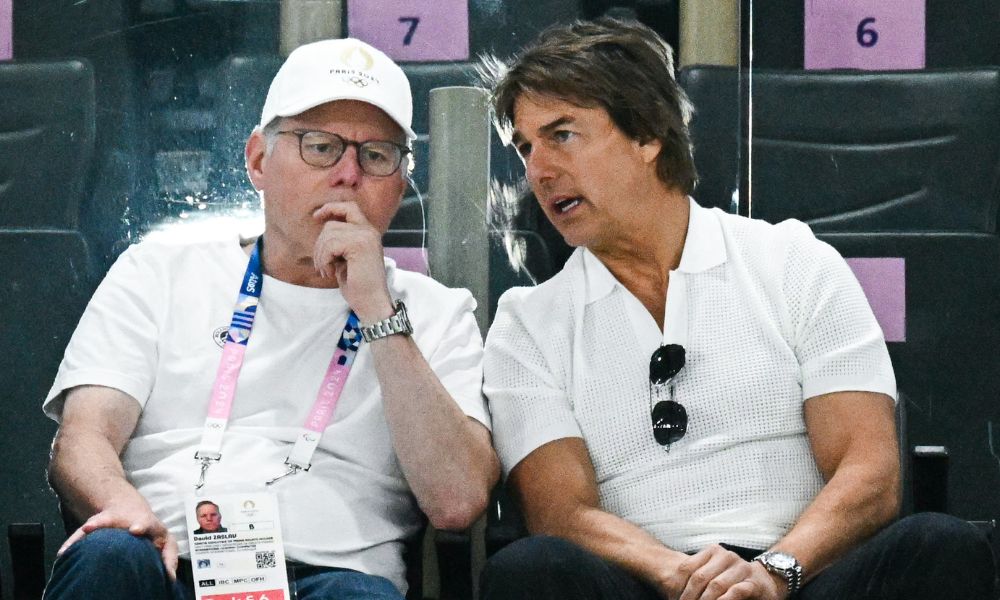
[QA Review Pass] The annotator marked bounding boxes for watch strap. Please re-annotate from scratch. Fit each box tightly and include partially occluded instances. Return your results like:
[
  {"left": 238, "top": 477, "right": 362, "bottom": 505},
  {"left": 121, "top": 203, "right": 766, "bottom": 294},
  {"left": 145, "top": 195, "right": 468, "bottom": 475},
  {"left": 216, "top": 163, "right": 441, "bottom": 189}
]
[
  {"left": 360, "top": 300, "right": 412, "bottom": 342},
  {"left": 753, "top": 551, "right": 803, "bottom": 595}
]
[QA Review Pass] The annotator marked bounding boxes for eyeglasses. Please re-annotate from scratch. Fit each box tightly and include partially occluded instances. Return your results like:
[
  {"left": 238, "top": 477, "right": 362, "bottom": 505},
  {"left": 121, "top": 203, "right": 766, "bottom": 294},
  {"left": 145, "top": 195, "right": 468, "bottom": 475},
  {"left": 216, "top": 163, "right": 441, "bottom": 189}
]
[
  {"left": 649, "top": 344, "right": 687, "bottom": 448},
  {"left": 276, "top": 130, "right": 411, "bottom": 177}
]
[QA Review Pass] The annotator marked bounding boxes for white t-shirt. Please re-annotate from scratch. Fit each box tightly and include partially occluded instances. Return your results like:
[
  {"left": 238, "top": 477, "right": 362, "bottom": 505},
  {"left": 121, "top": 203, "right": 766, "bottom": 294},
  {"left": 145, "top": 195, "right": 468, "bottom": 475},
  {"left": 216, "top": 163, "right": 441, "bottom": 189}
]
[
  {"left": 483, "top": 198, "right": 895, "bottom": 553},
  {"left": 44, "top": 234, "right": 490, "bottom": 593}
]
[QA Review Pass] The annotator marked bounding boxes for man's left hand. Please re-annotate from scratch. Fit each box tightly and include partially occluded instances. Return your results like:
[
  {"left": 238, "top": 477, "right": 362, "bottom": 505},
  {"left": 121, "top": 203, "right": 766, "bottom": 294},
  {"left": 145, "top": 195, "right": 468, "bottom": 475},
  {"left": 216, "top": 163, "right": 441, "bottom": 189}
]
[
  {"left": 670, "top": 545, "right": 786, "bottom": 600},
  {"left": 312, "top": 201, "right": 395, "bottom": 322}
]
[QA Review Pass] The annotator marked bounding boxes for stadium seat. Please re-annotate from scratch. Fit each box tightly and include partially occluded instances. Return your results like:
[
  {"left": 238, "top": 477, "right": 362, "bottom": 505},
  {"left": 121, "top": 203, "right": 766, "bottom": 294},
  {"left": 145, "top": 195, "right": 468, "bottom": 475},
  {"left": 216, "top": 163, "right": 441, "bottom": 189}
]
[
  {"left": 0, "top": 58, "right": 99, "bottom": 596},
  {"left": 679, "top": 65, "right": 1000, "bottom": 524}
]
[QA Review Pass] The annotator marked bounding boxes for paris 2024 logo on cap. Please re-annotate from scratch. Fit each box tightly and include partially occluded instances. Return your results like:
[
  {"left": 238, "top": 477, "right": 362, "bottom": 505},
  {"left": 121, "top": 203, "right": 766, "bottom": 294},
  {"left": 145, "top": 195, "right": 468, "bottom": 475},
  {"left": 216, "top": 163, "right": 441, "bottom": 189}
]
[{"left": 329, "top": 44, "right": 380, "bottom": 89}]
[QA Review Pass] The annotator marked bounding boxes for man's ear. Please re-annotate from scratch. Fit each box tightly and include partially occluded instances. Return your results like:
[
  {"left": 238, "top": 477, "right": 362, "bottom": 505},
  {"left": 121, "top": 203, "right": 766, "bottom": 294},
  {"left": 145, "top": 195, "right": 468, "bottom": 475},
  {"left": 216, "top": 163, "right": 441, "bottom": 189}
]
[
  {"left": 637, "top": 137, "right": 662, "bottom": 164},
  {"left": 245, "top": 130, "right": 267, "bottom": 191}
]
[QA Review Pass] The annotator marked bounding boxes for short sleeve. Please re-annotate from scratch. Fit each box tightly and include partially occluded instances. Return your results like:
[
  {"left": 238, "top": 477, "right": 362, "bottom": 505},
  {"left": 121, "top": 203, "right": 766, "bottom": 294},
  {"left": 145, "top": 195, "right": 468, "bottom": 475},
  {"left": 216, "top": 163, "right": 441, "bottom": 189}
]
[
  {"left": 425, "top": 290, "right": 491, "bottom": 429},
  {"left": 43, "top": 245, "right": 162, "bottom": 420},
  {"left": 483, "top": 292, "right": 583, "bottom": 477},
  {"left": 781, "top": 223, "right": 897, "bottom": 401}
]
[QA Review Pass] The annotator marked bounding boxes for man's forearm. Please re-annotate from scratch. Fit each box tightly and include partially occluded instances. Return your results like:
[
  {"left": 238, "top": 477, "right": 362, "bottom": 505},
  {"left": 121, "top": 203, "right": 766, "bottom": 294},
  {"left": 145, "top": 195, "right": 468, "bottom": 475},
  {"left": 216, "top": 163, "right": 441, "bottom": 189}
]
[
  {"left": 775, "top": 392, "right": 900, "bottom": 587},
  {"left": 766, "top": 461, "right": 899, "bottom": 584},
  {"left": 537, "top": 503, "right": 690, "bottom": 591},
  {"left": 49, "top": 427, "right": 152, "bottom": 523},
  {"left": 511, "top": 438, "right": 690, "bottom": 595},
  {"left": 369, "top": 334, "right": 500, "bottom": 530}
]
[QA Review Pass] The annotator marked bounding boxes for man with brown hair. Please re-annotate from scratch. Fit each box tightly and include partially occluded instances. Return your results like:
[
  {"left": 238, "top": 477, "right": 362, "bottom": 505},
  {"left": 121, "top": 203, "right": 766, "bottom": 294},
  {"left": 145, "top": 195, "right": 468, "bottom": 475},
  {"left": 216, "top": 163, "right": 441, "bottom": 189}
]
[{"left": 481, "top": 17, "right": 995, "bottom": 600}]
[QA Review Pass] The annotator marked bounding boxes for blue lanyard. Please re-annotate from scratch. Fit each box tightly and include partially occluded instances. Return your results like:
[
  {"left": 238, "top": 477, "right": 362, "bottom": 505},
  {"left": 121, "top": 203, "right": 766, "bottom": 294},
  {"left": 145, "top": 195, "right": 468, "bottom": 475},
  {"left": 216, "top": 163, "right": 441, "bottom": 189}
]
[{"left": 195, "top": 238, "right": 364, "bottom": 489}]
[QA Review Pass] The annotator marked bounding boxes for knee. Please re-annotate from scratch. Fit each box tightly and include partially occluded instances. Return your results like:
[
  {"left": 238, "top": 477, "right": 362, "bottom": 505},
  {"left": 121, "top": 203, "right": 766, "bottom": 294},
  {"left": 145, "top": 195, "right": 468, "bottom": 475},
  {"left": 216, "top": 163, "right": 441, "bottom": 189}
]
[
  {"left": 70, "top": 528, "right": 158, "bottom": 559},
  {"left": 481, "top": 536, "right": 591, "bottom": 598},
  {"left": 54, "top": 528, "right": 164, "bottom": 576},
  {"left": 897, "top": 513, "right": 991, "bottom": 559},
  {"left": 892, "top": 513, "right": 996, "bottom": 589},
  {"left": 485, "top": 535, "right": 583, "bottom": 578},
  {"left": 47, "top": 529, "right": 169, "bottom": 599}
]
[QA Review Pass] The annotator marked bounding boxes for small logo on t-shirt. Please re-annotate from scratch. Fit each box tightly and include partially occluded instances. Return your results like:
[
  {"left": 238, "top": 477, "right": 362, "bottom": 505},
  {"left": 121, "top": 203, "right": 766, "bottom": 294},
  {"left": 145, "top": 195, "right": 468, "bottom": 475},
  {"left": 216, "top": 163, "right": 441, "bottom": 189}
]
[{"left": 212, "top": 326, "right": 229, "bottom": 348}]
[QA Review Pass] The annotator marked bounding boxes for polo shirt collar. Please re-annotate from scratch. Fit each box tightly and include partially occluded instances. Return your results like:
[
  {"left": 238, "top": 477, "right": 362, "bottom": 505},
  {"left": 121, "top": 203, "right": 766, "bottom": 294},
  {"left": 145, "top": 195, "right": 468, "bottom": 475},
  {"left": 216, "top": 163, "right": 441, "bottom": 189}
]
[{"left": 581, "top": 197, "right": 728, "bottom": 304}]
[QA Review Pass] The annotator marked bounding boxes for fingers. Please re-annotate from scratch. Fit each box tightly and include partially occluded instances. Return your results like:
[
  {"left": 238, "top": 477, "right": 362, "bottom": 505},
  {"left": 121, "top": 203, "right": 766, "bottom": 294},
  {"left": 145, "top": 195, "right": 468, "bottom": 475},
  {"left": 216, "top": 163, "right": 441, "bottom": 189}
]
[
  {"left": 313, "top": 201, "right": 369, "bottom": 226},
  {"left": 333, "top": 259, "right": 349, "bottom": 287},
  {"left": 311, "top": 200, "right": 393, "bottom": 316},
  {"left": 57, "top": 526, "right": 88, "bottom": 556},
  {"left": 717, "top": 580, "right": 761, "bottom": 600},
  {"left": 677, "top": 545, "right": 754, "bottom": 600},
  {"left": 57, "top": 509, "right": 176, "bottom": 585},
  {"left": 58, "top": 511, "right": 126, "bottom": 554},
  {"left": 134, "top": 518, "right": 179, "bottom": 581},
  {"left": 313, "top": 230, "right": 349, "bottom": 277},
  {"left": 312, "top": 220, "right": 380, "bottom": 270},
  {"left": 80, "top": 510, "right": 121, "bottom": 532},
  {"left": 161, "top": 533, "right": 180, "bottom": 581}
]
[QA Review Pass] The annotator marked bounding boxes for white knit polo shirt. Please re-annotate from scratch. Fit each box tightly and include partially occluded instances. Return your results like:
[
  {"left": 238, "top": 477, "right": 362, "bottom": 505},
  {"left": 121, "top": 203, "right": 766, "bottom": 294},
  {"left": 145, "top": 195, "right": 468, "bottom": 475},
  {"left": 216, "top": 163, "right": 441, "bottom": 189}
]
[{"left": 483, "top": 198, "right": 896, "bottom": 553}]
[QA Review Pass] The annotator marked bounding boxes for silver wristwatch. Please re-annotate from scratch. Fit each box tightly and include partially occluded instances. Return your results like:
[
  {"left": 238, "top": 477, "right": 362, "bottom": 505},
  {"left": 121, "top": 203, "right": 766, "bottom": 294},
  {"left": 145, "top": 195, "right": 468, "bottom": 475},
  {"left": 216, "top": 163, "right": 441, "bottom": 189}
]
[
  {"left": 360, "top": 300, "right": 413, "bottom": 342},
  {"left": 754, "top": 551, "right": 803, "bottom": 595}
]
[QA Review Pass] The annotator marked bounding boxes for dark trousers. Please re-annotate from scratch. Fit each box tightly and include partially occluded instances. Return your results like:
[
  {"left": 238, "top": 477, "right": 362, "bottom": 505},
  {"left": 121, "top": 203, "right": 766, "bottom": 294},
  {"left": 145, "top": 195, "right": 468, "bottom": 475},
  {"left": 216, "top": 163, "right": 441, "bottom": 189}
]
[
  {"left": 480, "top": 513, "right": 997, "bottom": 600},
  {"left": 44, "top": 528, "right": 404, "bottom": 600}
]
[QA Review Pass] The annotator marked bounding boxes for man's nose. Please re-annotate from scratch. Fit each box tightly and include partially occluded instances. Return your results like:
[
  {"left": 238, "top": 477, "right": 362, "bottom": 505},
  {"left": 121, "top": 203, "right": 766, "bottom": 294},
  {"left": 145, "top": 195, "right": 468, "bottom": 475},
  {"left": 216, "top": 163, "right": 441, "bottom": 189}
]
[
  {"left": 525, "top": 147, "right": 556, "bottom": 188},
  {"left": 327, "top": 146, "right": 364, "bottom": 187}
]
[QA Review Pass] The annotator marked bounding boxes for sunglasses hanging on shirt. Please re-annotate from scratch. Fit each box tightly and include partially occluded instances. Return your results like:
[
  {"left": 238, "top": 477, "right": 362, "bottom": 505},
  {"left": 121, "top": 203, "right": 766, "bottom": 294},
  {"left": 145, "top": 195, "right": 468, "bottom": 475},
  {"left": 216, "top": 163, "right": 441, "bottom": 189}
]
[{"left": 649, "top": 343, "right": 687, "bottom": 449}]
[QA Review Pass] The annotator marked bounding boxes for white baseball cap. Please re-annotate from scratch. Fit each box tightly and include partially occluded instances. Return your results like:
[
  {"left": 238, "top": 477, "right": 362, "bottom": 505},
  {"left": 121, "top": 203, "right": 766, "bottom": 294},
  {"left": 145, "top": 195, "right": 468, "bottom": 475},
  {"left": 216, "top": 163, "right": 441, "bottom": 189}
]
[{"left": 259, "top": 38, "right": 416, "bottom": 140}]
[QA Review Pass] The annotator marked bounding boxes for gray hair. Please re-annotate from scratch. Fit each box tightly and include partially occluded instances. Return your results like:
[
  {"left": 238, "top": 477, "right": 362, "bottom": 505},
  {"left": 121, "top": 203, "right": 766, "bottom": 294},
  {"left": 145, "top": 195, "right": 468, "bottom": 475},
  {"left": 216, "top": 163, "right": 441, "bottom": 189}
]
[{"left": 261, "top": 118, "right": 283, "bottom": 155}]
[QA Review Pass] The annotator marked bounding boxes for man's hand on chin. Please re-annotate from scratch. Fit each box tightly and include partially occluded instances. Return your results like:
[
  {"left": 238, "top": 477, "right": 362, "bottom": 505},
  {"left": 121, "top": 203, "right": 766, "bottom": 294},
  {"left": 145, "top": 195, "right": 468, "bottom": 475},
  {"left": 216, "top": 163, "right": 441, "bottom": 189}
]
[{"left": 312, "top": 201, "right": 395, "bottom": 321}]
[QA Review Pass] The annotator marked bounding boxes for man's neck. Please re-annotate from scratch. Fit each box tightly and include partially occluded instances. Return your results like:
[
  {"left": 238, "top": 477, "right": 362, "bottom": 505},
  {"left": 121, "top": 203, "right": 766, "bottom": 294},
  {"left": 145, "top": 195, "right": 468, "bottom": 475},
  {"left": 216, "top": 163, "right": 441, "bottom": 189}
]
[
  {"left": 589, "top": 190, "right": 690, "bottom": 290},
  {"left": 588, "top": 190, "right": 690, "bottom": 331}
]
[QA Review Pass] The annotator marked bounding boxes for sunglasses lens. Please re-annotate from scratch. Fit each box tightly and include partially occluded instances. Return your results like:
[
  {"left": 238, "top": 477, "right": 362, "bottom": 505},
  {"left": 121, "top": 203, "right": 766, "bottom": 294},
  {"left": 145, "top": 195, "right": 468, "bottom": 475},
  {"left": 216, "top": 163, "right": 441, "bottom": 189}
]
[
  {"left": 651, "top": 400, "right": 688, "bottom": 446},
  {"left": 649, "top": 344, "right": 686, "bottom": 385}
]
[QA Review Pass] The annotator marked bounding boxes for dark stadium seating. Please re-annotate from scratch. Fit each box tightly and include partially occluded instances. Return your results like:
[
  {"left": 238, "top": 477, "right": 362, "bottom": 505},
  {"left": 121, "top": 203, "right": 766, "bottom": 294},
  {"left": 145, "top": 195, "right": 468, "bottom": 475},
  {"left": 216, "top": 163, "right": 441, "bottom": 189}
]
[
  {"left": 0, "top": 58, "right": 99, "bottom": 598},
  {"left": 679, "top": 65, "right": 1000, "bottom": 524}
]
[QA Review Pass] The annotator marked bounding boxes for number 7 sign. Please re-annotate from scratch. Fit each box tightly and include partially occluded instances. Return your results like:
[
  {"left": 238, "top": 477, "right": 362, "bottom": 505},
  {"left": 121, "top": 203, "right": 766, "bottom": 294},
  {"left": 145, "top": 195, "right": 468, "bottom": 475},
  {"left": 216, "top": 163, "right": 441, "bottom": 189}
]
[
  {"left": 347, "top": 0, "right": 469, "bottom": 62},
  {"left": 804, "top": 0, "right": 925, "bottom": 70}
]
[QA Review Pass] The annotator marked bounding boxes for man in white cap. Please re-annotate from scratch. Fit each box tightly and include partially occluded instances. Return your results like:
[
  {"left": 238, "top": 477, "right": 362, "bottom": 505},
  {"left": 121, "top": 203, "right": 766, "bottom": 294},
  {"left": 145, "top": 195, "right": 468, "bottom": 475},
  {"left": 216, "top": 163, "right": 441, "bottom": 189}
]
[{"left": 42, "top": 38, "right": 499, "bottom": 600}]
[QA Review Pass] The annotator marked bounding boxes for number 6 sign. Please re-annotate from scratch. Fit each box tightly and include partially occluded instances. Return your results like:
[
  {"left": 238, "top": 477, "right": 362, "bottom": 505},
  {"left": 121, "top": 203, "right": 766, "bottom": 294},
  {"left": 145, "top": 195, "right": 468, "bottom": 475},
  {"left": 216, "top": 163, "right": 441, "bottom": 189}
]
[
  {"left": 804, "top": 0, "right": 925, "bottom": 70},
  {"left": 347, "top": 0, "right": 469, "bottom": 62},
  {"left": 1, "top": 0, "right": 12, "bottom": 60}
]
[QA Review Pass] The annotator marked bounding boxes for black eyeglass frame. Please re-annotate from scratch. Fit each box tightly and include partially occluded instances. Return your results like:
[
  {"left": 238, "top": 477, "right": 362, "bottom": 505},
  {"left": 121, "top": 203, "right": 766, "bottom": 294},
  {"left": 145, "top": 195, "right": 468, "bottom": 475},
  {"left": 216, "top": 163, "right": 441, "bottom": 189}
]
[
  {"left": 649, "top": 343, "right": 688, "bottom": 448},
  {"left": 276, "top": 129, "right": 411, "bottom": 177}
]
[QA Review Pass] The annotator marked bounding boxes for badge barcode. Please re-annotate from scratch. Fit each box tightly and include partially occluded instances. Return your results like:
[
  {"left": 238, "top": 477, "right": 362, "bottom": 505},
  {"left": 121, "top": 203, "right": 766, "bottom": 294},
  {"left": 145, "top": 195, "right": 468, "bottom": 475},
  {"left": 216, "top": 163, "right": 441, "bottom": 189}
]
[{"left": 255, "top": 550, "right": 276, "bottom": 569}]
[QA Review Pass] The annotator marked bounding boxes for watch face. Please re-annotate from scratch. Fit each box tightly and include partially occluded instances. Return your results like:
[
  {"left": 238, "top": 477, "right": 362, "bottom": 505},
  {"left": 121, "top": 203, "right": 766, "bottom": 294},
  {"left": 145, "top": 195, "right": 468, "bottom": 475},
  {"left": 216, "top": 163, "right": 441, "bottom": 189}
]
[{"left": 769, "top": 553, "right": 796, "bottom": 570}]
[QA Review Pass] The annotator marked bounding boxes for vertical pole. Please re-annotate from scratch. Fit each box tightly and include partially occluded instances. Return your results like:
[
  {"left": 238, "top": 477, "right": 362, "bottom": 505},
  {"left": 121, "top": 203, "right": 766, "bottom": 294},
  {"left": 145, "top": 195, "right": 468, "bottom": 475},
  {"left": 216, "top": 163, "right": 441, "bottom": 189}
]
[
  {"left": 678, "top": 0, "right": 739, "bottom": 67},
  {"left": 428, "top": 86, "right": 491, "bottom": 335},
  {"left": 280, "top": 0, "right": 344, "bottom": 57}
]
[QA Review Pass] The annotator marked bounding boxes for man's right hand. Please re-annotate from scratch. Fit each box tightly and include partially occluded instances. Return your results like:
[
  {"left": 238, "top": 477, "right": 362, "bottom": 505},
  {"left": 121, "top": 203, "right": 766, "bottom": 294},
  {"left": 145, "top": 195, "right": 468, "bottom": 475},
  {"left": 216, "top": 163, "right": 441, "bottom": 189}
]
[
  {"left": 58, "top": 503, "right": 179, "bottom": 581},
  {"left": 51, "top": 386, "right": 178, "bottom": 579},
  {"left": 656, "top": 544, "right": 782, "bottom": 600}
]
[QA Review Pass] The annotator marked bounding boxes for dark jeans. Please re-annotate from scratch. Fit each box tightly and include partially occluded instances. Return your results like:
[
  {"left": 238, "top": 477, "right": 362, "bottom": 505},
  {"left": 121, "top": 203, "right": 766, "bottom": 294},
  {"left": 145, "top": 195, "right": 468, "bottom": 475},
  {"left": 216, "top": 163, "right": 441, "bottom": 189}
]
[
  {"left": 45, "top": 528, "right": 404, "bottom": 600},
  {"left": 481, "top": 513, "right": 997, "bottom": 600}
]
